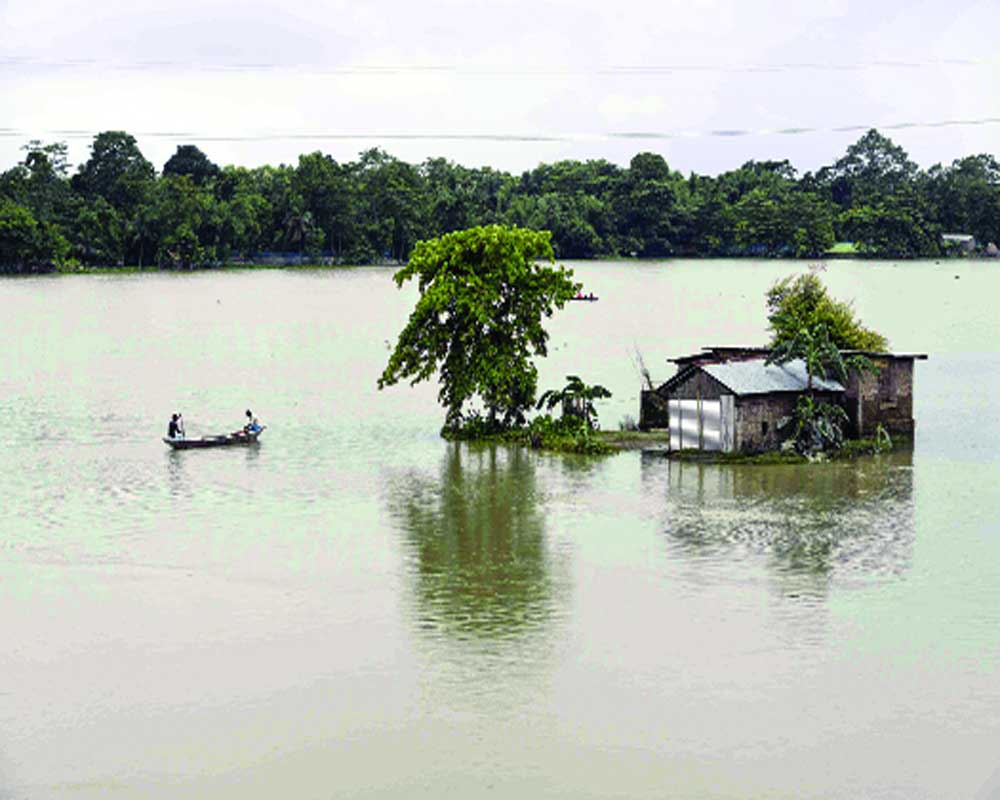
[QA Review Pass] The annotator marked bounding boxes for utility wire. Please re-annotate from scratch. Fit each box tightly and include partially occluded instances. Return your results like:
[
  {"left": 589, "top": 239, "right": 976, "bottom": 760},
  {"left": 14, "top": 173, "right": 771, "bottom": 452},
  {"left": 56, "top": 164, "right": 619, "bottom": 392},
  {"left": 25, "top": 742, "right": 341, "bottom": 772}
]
[
  {"left": 0, "top": 56, "right": 996, "bottom": 76},
  {"left": 2, "top": 118, "right": 999, "bottom": 144}
]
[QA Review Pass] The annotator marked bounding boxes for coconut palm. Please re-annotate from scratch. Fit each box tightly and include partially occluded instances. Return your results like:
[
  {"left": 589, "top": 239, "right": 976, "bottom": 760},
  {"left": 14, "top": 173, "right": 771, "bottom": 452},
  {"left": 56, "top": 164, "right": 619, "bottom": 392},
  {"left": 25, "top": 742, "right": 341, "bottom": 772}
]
[{"left": 284, "top": 209, "right": 315, "bottom": 255}]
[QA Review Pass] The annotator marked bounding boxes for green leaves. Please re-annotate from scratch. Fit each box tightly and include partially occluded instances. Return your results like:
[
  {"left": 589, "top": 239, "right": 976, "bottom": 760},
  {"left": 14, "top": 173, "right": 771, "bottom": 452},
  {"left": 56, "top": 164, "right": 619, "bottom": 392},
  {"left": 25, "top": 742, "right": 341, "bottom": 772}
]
[
  {"left": 379, "top": 225, "right": 579, "bottom": 428},
  {"left": 72, "top": 131, "right": 155, "bottom": 213},
  {"left": 765, "top": 274, "right": 884, "bottom": 454},
  {"left": 0, "top": 198, "right": 69, "bottom": 272},
  {"left": 2, "top": 125, "right": 991, "bottom": 272},
  {"left": 767, "top": 273, "right": 888, "bottom": 352},
  {"left": 788, "top": 396, "right": 851, "bottom": 456},
  {"left": 536, "top": 375, "right": 613, "bottom": 430}
]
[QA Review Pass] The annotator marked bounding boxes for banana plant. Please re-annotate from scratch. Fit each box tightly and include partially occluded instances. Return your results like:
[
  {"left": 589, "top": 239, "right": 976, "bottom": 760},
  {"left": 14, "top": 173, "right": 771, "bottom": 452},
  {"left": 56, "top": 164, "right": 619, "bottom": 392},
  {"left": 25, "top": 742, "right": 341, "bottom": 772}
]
[{"left": 536, "top": 375, "right": 612, "bottom": 430}]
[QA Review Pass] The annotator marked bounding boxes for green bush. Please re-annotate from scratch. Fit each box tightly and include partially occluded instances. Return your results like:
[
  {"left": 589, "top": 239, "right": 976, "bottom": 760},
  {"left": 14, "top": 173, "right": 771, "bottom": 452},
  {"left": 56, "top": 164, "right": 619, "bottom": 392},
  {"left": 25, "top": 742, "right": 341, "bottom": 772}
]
[{"left": 781, "top": 396, "right": 850, "bottom": 456}]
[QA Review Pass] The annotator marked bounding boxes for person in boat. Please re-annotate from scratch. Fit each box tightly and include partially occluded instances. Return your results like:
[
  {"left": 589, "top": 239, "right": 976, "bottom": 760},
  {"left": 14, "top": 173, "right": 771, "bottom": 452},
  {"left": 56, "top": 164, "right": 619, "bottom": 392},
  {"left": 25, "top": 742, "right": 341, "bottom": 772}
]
[
  {"left": 242, "top": 409, "right": 262, "bottom": 434},
  {"left": 167, "top": 413, "right": 185, "bottom": 440}
]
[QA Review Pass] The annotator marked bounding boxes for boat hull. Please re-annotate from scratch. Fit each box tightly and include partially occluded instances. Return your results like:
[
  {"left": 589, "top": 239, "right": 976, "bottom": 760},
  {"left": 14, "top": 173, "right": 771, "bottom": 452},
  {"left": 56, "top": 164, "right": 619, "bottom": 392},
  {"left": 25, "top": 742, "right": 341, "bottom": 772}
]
[{"left": 163, "top": 431, "right": 263, "bottom": 450}]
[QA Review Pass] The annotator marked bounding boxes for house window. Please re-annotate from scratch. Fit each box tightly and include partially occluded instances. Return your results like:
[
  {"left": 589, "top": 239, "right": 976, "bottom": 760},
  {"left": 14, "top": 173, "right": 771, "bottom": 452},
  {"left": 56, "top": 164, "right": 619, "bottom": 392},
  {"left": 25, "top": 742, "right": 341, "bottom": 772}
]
[{"left": 761, "top": 421, "right": 769, "bottom": 436}]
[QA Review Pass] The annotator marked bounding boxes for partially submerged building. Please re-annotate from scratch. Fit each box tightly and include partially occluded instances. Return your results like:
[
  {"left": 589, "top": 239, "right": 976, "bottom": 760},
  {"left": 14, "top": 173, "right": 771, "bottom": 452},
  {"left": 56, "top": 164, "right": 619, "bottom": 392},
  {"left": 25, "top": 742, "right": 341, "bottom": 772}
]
[{"left": 639, "top": 346, "right": 927, "bottom": 453}]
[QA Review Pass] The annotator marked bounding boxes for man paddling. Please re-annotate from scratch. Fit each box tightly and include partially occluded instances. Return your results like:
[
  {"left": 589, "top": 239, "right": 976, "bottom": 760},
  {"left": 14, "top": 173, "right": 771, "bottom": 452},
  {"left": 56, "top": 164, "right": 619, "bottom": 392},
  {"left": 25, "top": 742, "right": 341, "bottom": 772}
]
[
  {"left": 167, "top": 413, "right": 185, "bottom": 440},
  {"left": 241, "top": 409, "right": 263, "bottom": 435}
]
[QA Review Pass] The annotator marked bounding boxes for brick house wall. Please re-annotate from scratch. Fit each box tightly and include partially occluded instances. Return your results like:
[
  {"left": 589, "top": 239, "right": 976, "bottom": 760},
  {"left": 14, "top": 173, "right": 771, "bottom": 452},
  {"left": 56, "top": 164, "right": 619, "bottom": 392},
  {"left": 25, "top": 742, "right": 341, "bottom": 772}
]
[{"left": 844, "top": 357, "right": 917, "bottom": 435}]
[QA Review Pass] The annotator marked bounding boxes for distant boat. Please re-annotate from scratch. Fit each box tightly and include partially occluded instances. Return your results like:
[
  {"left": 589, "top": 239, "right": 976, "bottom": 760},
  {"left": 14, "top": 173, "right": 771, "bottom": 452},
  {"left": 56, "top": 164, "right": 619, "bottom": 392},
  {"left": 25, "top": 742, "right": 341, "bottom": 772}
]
[
  {"left": 569, "top": 295, "right": 599, "bottom": 302},
  {"left": 163, "top": 429, "right": 265, "bottom": 450}
]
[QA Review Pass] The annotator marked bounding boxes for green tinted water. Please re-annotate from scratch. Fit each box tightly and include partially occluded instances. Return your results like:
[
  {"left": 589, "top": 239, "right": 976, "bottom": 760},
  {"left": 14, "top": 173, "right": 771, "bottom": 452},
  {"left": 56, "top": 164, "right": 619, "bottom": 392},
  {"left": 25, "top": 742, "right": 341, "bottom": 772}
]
[{"left": 1, "top": 261, "right": 998, "bottom": 798}]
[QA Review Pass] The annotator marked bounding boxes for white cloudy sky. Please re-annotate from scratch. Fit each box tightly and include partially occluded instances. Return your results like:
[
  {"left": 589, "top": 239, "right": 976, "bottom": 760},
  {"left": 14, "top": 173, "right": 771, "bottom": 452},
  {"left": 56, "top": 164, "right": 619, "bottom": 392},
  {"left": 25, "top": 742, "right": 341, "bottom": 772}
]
[{"left": 1, "top": 0, "right": 998, "bottom": 175}]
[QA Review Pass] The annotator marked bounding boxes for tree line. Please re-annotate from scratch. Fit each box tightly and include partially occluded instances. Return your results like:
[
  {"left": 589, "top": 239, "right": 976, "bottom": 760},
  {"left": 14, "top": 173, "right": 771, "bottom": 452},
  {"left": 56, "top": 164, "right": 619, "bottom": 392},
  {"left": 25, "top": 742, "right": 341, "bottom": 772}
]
[{"left": 2, "top": 128, "right": 999, "bottom": 273}]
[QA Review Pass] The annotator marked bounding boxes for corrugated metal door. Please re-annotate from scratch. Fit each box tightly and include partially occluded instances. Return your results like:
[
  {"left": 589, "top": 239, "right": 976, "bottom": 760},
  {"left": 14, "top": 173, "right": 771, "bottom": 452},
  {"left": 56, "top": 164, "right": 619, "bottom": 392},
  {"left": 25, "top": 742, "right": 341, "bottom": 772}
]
[
  {"left": 679, "top": 400, "right": 699, "bottom": 448},
  {"left": 669, "top": 398, "right": 727, "bottom": 451},
  {"left": 668, "top": 399, "right": 682, "bottom": 450},
  {"left": 700, "top": 400, "right": 722, "bottom": 451}
]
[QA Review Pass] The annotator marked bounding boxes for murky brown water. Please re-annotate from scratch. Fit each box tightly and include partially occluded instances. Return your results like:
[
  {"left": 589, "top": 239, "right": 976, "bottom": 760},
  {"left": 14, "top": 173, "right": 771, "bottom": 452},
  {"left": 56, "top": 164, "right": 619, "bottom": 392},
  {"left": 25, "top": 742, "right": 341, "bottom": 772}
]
[{"left": 1, "top": 260, "right": 999, "bottom": 799}]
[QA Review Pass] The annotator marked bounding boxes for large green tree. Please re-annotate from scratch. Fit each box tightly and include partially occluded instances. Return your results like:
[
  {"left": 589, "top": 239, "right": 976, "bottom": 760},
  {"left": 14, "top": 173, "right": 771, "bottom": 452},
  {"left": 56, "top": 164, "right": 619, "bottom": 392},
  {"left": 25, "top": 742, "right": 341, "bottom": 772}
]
[
  {"left": 767, "top": 273, "right": 888, "bottom": 351},
  {"left": 612, "top": 152, "right": 683, "bottom": 256},
  {"left": 354, "top": 148, "right": 428, "bottom": 262},
  {"left": 162, "top": 144, "right": 220, "bottom": 185},
  {"left": 838, "top": 194, "right": 940, "bottom": 258},
  {"left": 925, "top": 154, "right": 1000, "bottom": 246},
  {"left": 70, "top": 132, "right": 156, "bottom": 265},
  {"left": 72, "top": 131, "right": 155, "bottom": 212},
  {"left": 818, "top": 129, "right": 918, "bottom": 209},
  {"left": 378, "top": 225, "right": 579, "bottom": 428},
  {"left": 0, "top": 198, "right": 69, "bottom": 272}
]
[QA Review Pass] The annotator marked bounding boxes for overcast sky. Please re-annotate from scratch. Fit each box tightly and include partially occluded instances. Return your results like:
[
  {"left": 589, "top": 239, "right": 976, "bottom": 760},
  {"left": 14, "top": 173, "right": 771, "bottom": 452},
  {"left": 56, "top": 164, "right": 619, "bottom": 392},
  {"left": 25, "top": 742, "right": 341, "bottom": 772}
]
[{"left": 2, "top": 0, "right": 998, "bottom": 176}]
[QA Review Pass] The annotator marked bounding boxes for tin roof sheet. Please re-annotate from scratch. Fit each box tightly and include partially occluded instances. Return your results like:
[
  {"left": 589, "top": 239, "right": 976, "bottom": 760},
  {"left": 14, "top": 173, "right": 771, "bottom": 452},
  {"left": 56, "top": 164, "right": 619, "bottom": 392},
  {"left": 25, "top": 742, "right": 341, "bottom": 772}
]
[{"left": 702, "top": 358, "right": 845, "bottom": 395}]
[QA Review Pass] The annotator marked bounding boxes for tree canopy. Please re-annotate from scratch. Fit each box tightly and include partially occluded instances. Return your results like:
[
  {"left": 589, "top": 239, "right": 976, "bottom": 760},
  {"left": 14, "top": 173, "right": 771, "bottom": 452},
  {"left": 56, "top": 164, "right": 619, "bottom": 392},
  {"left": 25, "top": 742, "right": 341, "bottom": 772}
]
[
  {"left": 2, "top": 127, "right": 999, "bottom": 272},
  {"left": 766, "top": 273, "right": 888, "bottom": 352},
  {"left": 163, "top": 145, "right": 221, "bottom": 185},
  {"left": 378, "top": 225, "right": 579, "bottom": 428}
]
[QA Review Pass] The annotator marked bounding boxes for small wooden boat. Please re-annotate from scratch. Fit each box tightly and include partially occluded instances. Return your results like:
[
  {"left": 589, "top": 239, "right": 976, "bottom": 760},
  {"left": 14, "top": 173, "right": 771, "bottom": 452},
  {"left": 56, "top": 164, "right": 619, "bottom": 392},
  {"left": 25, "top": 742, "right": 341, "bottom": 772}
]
[
  {"left": 163, "top": 429, "right": 265, "bottom": 450},
  {"left": 569, "top": 295, "right": 599, "bottom": 302}
]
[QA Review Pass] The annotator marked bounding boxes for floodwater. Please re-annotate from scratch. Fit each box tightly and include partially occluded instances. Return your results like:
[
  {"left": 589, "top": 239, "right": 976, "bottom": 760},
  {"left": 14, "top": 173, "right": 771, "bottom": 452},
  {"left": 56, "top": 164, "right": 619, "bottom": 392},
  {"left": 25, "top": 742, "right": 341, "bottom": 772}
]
[{"left": 1, "top": 260, "right": 998, "bottom": 799}]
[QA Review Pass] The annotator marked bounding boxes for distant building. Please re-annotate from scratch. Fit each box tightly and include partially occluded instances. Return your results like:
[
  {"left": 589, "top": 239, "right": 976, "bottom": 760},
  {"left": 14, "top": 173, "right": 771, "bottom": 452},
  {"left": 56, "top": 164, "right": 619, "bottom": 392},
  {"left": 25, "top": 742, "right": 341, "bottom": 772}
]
[
  {"left": 639, "top": 346, "right": 927, "bottom": 453},
  {"left": 942, "top": 233, "right": 976, "bottom": 254},
  {"left": 825, "top": 241, "right": 859, "bottom": 258}
]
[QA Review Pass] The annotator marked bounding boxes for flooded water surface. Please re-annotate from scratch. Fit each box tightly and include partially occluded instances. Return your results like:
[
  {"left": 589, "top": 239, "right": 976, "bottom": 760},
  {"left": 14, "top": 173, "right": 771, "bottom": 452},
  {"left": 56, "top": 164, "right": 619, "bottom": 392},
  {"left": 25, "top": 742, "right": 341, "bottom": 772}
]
[{"left": 1, "top": 260, "right": 999, "bottom": 799}]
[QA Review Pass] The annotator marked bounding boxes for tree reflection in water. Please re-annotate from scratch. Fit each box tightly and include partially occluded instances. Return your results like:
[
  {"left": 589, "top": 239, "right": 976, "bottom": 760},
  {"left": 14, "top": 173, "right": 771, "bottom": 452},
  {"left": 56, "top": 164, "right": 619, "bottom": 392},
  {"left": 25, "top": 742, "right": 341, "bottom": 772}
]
[
  {"left": 641, "top": 448, "right": 915, "bottom": 594},
  {"left": 388, "top": 442, "right": 560, "bottom": 642}
]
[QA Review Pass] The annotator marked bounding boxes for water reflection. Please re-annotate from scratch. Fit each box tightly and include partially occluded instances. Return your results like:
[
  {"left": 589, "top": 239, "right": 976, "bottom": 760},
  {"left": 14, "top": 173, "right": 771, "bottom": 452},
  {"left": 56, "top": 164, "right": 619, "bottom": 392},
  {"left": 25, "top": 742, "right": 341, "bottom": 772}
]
[
  {"left": 166, "top": 450, "right": 191, "bottom": 500},
  {"left": 388, "top": 443, "right": 559, "bottom": 641},
  {"left": 642, "top": 450, "right": 915, "bottom": 592}
]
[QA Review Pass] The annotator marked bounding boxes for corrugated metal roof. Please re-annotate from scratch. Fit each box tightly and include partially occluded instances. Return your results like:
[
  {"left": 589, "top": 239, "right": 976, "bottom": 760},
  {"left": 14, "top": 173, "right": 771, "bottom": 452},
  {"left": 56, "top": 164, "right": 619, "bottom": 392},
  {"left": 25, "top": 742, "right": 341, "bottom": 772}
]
[{"left": 702, "top": 358, "right": 845, "bottom": 395}]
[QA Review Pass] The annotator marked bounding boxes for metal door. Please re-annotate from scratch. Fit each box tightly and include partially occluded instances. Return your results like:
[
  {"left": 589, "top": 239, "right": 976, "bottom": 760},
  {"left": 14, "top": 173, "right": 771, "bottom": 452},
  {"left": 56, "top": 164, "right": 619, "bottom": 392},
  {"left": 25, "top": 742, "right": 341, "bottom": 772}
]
[
  {"left": 668, "top": 397, "right": 730, "bottom": 451},
  {"left": 700, "top": 400, "right": 722, "bottom": 451}
]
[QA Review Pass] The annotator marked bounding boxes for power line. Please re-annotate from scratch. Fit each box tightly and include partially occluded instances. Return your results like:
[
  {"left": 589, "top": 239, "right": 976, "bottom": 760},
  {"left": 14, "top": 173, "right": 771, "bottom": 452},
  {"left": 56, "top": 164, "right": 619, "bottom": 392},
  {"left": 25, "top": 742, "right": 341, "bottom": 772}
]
[
  {"left": 0, "top": 56, "right": 995, "bottom": 76},
  {"left": 2, "top": 117, "right": 1000, "bottom": 144}
]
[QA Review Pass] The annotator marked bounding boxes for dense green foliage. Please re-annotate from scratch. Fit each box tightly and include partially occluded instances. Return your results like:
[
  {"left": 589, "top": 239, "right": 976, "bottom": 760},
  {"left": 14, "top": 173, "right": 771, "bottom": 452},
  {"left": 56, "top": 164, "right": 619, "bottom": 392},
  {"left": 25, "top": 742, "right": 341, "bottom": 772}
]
[
  {"left": 378, "top": 225, "right": 579, "bottom": 428},
  {"left": 2, "top": 128, "right": 998, "bottom": 272},
  {"left": 766, "top": 273, "right": 888, "bottom": 351},
  {"left": 768, "top": 322, "right": 850, "bottom": 388},
  {"left": 445, "top": 413, "right": 614, "bottom": 455},
  {"left": 536, "top": 375, "right": 612, "bottom": 429},
  {"left": 766, "top": 274, "right": 884, "bottom": 456},
  {"left": 780, "top": 396, "right": 851, "bottom": 456}
]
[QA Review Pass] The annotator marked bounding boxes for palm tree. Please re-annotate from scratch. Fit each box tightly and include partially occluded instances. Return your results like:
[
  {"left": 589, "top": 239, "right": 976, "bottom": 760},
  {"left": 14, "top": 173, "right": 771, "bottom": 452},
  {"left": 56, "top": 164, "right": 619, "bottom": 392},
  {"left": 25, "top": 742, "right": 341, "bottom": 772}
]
[
  {"left": 536, "top": 375, "right": 612, "bottom": 429},
  {"left": 284, "top": 209, "right": 314, "bottom": 255},
  {"left": 766, "top": 320, "right": 873, "bottom": 390}
]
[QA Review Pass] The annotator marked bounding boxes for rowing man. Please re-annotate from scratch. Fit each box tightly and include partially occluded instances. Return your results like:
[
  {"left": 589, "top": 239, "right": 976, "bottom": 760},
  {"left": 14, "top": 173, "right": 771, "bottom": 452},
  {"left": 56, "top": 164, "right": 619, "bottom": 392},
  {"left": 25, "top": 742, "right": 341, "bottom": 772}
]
[
  {"left": 243, "top": 409, "right": 263, "bottom": 434},
  {"left": 167, "top": 413, "right": 185, "bottom": 440}
]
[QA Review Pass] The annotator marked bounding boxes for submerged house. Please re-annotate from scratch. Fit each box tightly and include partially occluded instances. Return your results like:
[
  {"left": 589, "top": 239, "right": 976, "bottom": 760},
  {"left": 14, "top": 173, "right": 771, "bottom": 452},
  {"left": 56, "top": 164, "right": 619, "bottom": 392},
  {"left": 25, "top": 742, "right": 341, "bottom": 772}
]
[{"left": 639, "top": 346, "right": 926, "bottom": 453}]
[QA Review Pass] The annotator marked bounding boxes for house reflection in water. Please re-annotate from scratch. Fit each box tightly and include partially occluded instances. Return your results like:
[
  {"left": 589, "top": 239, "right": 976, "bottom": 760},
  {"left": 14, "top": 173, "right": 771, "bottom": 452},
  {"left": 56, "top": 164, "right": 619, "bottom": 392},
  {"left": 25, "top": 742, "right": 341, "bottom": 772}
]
[{"left": 640, "top": 449, "right": 915, "bottom": 595}]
